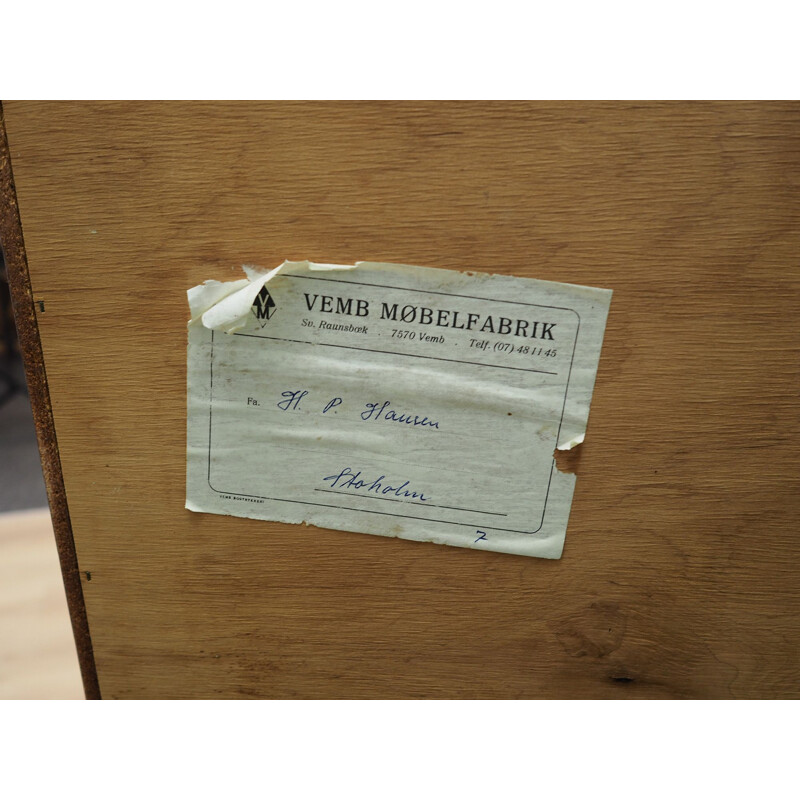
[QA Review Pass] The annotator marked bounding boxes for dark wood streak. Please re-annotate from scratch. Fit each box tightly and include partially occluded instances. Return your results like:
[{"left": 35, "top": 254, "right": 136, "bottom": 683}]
[{"left": 0, "top": 103, "right": 101, "bottom": 700}]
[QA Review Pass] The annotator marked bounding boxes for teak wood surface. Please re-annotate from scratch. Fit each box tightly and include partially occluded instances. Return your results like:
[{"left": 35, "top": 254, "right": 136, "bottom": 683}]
[{"left": 2, "top": 102, "right": 798, "bottom": 699}]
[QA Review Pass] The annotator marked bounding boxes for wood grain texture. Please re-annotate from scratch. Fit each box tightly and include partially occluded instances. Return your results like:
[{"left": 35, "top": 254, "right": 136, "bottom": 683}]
[
  {"left": 0, "top": 103, "right": 100, "bottom": 698},
  {"left": 2, "top": 101, "right": 798, "bottom": 698}
]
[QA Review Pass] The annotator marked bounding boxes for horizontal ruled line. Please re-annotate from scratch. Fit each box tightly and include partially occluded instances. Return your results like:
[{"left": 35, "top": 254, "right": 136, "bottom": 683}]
[
  {"left": 314, "top": 487, "right": 507, "bottom": 516},
  {"left": 233, "top": 333, "right": 558, "bottom": 376}
]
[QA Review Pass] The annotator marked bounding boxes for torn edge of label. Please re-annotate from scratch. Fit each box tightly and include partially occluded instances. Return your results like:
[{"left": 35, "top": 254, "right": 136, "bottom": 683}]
[
  {"left": 188, "top": 259, "right": 593, "bottom": 453},
  {"left": 187, "top": 260, "right": 358, "bottom": 334},
  {"left": 556, "top": 432, "right": 584, "bottom": 451}
]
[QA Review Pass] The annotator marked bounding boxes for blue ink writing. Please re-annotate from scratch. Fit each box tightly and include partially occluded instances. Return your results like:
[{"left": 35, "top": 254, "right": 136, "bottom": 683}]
[
  {"left": 324, "top": 467, "right": 429, "bottom": 502},
  {"left": 474, "top": 530, "right": 488, "bottom": 543},
  {"left": 323, "top": 397, "right": 343, "bottom": 414},
  {"left": 361, "top": 400, "right": 439, "bottom": 429},
  {"left": 277, "top": 390, "right": 308, "bottom": 411}
]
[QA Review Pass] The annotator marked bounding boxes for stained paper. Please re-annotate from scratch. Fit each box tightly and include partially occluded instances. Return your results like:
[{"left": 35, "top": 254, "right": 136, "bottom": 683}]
[{"left": 186, "top": 260, "right": 611, "bottom": 558}]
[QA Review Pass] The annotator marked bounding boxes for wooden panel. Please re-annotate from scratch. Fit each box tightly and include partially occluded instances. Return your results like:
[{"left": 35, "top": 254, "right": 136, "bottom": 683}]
[{"left": 3, "top": 101, "right": 798, "bottom": 698}]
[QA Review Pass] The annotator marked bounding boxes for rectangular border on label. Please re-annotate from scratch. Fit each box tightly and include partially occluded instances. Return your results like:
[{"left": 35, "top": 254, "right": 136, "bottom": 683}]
[{"left": 204, "top": 273, "right": 581, "bottom": 535}]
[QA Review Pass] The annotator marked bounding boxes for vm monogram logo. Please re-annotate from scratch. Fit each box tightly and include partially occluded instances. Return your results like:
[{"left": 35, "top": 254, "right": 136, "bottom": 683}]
[{"left": 251, "top": 285, "right": 276, "bottom": 326}]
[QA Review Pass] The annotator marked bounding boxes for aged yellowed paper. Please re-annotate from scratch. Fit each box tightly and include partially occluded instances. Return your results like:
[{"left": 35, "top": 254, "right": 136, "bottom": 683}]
[{"left": 186, "top": 261, "right": 611, "bottom": 558}]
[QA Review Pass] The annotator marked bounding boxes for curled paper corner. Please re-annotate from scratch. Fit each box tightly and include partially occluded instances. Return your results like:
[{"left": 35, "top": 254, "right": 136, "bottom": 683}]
[
  {"left": 187, "top": 260, "right": 359, "bottom": 334},
  {"left": 556, "top": 432, "right": 585, "bottom": 452}
]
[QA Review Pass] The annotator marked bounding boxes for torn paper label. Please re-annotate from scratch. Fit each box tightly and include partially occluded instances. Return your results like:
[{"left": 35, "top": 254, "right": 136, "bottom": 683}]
[
  {"left": 188, "top": 260, "right": 359, "bottom": 334},
  {"left": 186, "top": 260, "right": 611, "bottom": 559}
]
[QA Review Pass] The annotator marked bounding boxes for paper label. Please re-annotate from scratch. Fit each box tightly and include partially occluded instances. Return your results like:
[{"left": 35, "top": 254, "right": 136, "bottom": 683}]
[{"left": 186, "top": 261, "right": 611, "bottom": 558}]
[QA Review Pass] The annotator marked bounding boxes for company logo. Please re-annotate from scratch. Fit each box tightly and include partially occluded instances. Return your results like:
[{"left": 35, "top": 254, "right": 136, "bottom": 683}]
[{"left": 251, "top": 285, "right": 276, "bottom": 326}]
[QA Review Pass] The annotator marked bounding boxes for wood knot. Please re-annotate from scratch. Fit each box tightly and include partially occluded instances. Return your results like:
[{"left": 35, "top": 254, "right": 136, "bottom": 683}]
[{"left": 549, "top": 601, "right": 627, "bottom": 658}]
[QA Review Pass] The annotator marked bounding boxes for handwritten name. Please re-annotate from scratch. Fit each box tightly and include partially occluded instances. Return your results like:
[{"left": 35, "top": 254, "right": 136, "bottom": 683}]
[
  {"left": 361, "top": 400, "right": 439, "bottom": 429},
  {"left": 323, "top": 467, "right": 429, "bottom": 502},
  {"left": 273, "top": 391, "right": 441, "bottom": 430}
]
